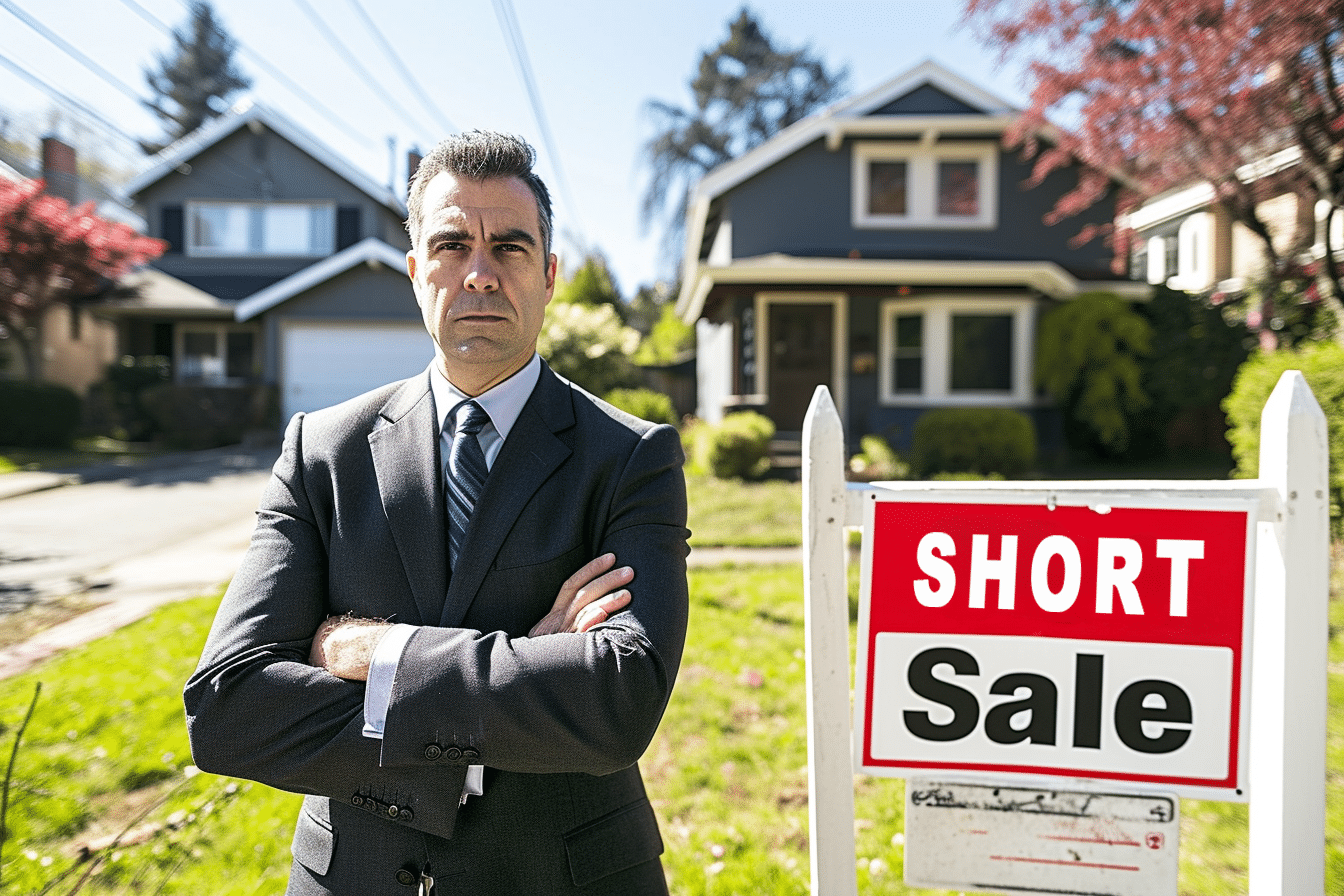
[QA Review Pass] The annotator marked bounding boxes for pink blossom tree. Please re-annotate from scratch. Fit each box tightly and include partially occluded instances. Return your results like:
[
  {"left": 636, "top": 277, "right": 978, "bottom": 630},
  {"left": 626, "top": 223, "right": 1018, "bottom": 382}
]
[
  {"left": 966, "top": 0, "right": 1344, "bottom": 342},
  {"left": 0, "top": 179, "right": 166, "bottom": 380}
]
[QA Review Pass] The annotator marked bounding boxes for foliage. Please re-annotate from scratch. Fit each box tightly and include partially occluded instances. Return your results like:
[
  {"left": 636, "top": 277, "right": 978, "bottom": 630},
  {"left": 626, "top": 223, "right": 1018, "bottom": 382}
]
[
  {"left": 1132, "top": 286, "right": 1251, "bottom": 457},
  {"left": 1224, "top": 342, "right": 1344, "bottom": 530},
  {"left": 0, "top": 380, "right": 81, "bottom": 448},
  {"left": 967, "top": 0, "right": 1344, "bottom": 318},
  {"left": 0, "top": 179, "right": 166, "bottom": 382},
  {"left": 910, "top": 407, "right": 1037, "bottom": 477},
  {"left": 602, "top": 387, "right": 679, "bottom": 427},
  {"left": 847, "top": 434, "right": 910, "bottom": 482},
  {"left": 139, "top": 383, "right": 274, "bottom": 449},
  {"left": 642, "top": 7, "right": 847, "bottom": 262},
  {"left": 87, "top": 355, "right": 172, "bottom": 442},
  {"left": 1036, "top": 292, "right": 1152, "bottom": 456},
  {"left": 141, "top": 0, "right": 251, "bottom": 153},
  {"left": 538, "top": 299, "right": 641, "bottom": 396},
  {"left": 635, "top": 302, "right": 696, "bottom": 365},
  {"left": 553, "top": 253, "right": 623, "bottom": 311},
  {"left": 694, "top": 410, "right": 775, "bottom": 480}
]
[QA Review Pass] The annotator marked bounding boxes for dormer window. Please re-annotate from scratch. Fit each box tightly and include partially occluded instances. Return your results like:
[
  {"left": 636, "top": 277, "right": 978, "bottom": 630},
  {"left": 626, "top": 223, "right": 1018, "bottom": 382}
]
[
  {"left": 187, "top": 201, "right": 335, "bottom": 257},
  {"left": 853, "top": 141, "right": 998, "bottom": 229}
]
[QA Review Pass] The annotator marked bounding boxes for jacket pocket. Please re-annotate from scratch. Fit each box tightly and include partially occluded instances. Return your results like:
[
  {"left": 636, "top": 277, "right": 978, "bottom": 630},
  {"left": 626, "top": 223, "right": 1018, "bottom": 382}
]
[
  {"left": 291, "top": 806, "right": 335, "bottom": 877},
  {"left": 563, "top": 798, "right": 664, "bottom": 888}
]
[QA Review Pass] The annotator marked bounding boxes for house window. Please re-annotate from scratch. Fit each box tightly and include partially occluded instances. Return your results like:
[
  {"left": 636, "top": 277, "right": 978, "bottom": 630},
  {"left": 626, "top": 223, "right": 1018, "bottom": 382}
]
[
  {"left": 854, "top": 141, "right": 998, "bottom": 229},
  {"left": 879, "top": 298, "right": 1032, "bottom": 404},
  {"left": 177, "top": 326, "right": 257, "bottom": 384},
  {"left": 186, "top": 201, "right": 334, "bottom": 257},
  {"left": 1172, "top": 213, "right": 1212, "bottom": 291}
]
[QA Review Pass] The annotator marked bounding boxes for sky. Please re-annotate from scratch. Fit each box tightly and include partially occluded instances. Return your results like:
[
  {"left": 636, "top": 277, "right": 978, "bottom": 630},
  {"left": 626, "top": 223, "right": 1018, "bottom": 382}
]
[{"left": 0, "top": 0, "right": 1031, "bottom": 296}]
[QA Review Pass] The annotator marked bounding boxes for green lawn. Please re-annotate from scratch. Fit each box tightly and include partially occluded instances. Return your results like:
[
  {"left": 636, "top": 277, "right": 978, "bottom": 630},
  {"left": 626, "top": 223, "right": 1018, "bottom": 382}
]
[{"left": 2, "top": 560, "right": 1341, "bottom": 894}]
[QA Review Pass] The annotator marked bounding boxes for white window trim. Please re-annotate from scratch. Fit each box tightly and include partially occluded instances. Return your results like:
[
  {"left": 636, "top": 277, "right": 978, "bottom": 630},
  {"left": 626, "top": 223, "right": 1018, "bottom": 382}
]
[
  {"left": 175, "top": 324, "right": 258, "bottom": 385},
  {"left": 878, "top": 296, "right": 1034, "bottom": 406},
  {"left": 754, "top": 291, "right": 848, "bottom": 423},
  {"left": 852, "top": 140, "right": 999, "bottom": 230},
  {"left": 185, "top": 200, "right": 335, "bottom": 258},
  {"left": 1169, "top": 212, "right": 1212, "bottom": 291}
]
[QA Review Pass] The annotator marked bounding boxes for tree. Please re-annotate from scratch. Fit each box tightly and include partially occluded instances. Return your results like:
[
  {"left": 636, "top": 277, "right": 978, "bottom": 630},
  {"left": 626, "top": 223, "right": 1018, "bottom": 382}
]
[
  {"left": 966, "top": 0, "right": 1344, "bottom": 342},
  {"left": 0, "top": 179, "right": 166, "bottom": 381},
  {"left": 142, "top": 0, "right": 250, "bottom": 153},
  {"left": 642, "top": 7, "right": 847, "bottom": 263},
  {"left": 553, "top": 253, "right": 623, "bottom": 312}
]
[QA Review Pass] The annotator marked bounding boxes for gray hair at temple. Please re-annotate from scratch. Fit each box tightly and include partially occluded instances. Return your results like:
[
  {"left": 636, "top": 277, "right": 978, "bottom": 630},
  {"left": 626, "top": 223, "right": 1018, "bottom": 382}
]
[{"left": 405, "top": 130, "right": 553, "bottom": 257}]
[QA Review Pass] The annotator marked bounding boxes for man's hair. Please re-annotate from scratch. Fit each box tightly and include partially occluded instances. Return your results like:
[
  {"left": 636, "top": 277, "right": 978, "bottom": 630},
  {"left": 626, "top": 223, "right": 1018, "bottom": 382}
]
[{"left": 405, "top": 130, "right": 553, "bottom": 256}]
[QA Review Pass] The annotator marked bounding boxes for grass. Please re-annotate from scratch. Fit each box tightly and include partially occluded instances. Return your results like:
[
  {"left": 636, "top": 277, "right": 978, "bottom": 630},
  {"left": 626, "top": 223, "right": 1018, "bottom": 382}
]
[
  {"left": 3, "top": 558, "right": 1342, "bottom": 894},
  {"left": 0, "top": 440, "right": 163, "bottom": 475},
  {"left": 685, "top": 473, "right": 801, "bottom": 547}
]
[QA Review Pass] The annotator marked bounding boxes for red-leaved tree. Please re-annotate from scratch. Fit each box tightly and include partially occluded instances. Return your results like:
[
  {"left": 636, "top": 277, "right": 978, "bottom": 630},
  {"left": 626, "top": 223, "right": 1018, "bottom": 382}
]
[
  {"left": 0, "top": 179, "right": 166, "bottom": 381},
  {"left": 966, "top": 0, "right": 1344, "bottom": 342}
]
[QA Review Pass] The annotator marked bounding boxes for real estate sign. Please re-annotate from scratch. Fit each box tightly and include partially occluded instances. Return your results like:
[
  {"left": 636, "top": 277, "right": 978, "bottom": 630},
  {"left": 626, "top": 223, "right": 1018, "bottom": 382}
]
[{"left": 854, "top": 494, "right": 1257, "bottom": 800}]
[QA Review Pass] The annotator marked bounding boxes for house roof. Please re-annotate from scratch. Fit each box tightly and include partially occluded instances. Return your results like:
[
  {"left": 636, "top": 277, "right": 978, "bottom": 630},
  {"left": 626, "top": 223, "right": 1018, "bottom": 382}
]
[
  {"left": 99, "top": 267, "right": 236, "bottom": 318},
  {"left": 124, "top": 101, "right": 406, "bottom": 217},
  {"left": 235, "top": 237, "right": 409, "bottom": 321}
]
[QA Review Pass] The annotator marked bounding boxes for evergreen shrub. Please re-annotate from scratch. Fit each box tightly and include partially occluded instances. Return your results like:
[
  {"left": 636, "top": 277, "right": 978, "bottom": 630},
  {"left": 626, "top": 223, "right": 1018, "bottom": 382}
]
[
  {"left": 602, "top": 387, "right": 678, "bottom": 426},
  {"left": 911, "top": 407, "right": 1036, "bottom": 477},
  {"left": 1224, "top": 343, "right": 1344, "bottom": 531},
  {"left": 702, "top": 411, "right": 775, "bottom": 480},
  {"left": 0, "top": 380, "right": 82, "bottom": 447}
]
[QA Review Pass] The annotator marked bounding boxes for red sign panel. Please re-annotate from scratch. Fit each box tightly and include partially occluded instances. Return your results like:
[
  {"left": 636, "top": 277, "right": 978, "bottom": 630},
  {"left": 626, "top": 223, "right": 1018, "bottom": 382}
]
[{"left": 854, "top": 494, "right": 1256, "bottom": 800}]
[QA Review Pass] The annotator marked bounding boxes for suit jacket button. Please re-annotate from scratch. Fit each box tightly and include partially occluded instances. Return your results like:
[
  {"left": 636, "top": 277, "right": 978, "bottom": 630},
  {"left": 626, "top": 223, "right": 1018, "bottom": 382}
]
[
  {"left": 387, "top": 804, "right": 400, "bottom": 818},
  {"left": 444, "top": 746, "right": 463, "bottom": 762},
  {"left": 395, "top": 868, "right": 417, "bottom": 886},
  {"left": 424, "top": 744, "right": 442, "bottom": 761},
  {"left": 399, "top": 807, "right": 414, "bottom": 822},
  {"left": 350, "top": 794, "right": 365, "bottom": 807},
  {"left": 462, "top": 747, "right": 481, "bottom": 760}
]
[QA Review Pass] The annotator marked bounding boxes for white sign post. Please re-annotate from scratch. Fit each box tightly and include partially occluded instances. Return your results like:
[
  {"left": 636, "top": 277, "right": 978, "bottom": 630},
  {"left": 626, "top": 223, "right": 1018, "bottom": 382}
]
[{"left": 801, "top": 371, "right": 1329, "bottom": 895}]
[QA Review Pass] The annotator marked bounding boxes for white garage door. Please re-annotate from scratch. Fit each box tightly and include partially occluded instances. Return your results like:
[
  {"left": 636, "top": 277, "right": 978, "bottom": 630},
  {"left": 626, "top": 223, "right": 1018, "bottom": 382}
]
[{"left": 282, "top": 322, "right": 433, "bottom": 421}]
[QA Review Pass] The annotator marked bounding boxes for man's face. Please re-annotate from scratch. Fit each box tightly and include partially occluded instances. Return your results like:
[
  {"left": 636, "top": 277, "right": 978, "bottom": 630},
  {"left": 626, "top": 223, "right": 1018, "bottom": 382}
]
[{"left": 406, "top": 172, "right": 556, "bottom": 395}]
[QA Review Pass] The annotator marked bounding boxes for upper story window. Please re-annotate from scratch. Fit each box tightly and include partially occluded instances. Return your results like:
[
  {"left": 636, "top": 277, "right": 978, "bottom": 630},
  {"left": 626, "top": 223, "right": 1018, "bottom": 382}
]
[
  {"left": 878, "top": 297, "right": 1033, "bottom": 405},
  {"left": 186, "top": 201, "right": 335, "bottom": 257},
  {"left": 853, "top": 141, "right": 998, "bottom": 230}
]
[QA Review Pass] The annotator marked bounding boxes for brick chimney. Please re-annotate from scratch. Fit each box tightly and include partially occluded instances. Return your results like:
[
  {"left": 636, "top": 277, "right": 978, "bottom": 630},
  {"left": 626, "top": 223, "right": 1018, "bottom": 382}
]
[
  {"left": 407, "top": 147, "right": 423, "bottom": 192},
  {"left": 41, "top": 135, "right": 78, "bottom": 204}
]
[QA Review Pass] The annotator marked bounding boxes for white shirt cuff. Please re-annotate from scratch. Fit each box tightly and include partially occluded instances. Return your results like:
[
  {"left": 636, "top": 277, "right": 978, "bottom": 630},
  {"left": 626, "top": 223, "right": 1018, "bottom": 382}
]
[{"left": 361, "top": 623, "right": 417, "bottom": 739}]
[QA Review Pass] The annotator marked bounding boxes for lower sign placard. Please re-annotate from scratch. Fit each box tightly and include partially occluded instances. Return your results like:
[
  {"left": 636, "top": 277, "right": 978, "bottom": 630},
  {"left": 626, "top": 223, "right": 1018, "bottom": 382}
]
[{"left": 904, "top": 778, "right": 1179, "bottom": 896}]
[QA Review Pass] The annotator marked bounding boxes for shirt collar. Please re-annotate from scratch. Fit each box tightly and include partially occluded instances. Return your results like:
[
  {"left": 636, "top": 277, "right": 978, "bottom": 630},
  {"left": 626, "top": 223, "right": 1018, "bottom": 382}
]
[{"left": 429, "top": 353, "right": 541, "bottom": 442}]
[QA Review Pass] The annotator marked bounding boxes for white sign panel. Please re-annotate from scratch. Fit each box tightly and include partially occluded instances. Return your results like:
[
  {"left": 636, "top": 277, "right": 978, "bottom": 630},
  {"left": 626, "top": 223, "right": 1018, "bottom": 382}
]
[{"left": 905, "top": 778, "right": 1179, "bottom": 896}]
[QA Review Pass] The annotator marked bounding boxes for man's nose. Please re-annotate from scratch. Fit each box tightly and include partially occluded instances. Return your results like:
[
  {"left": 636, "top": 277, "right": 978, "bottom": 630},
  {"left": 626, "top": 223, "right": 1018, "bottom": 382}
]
[{"left": 463, "top": 249, "right": 499, "bottom": 291}]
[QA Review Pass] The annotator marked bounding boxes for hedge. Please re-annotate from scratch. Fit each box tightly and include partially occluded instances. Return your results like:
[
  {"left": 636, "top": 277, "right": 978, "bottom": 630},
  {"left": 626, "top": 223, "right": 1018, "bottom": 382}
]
[
  {"left": 910, "top": 407, "right": 1037, "bottom": 478},
  {"left": 0, "top": 380, "right": 82, "bottom": 448}
]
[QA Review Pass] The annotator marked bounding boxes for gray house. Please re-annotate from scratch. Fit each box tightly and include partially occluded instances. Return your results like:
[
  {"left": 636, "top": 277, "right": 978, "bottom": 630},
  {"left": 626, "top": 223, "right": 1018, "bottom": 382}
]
[
  {"left": 676, "top": 61, "right": 1147, "bottom": 449},
  {"left": 118, "top": 102, "right": 429, "bottom": 424}
]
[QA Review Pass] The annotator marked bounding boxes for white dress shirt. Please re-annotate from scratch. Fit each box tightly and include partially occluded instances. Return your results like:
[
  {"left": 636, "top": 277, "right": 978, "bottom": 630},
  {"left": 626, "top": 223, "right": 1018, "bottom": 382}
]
[{"left": 361, "top": 355, "right": 542, "bottom": 797}]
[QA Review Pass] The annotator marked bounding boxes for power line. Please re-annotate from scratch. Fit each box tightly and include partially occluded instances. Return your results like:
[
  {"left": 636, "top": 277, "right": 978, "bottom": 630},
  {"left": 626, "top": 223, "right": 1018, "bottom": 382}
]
[
  {"left": 116, "top": 0, "right": 378, "bottom": 151},
  {"left": 0, "top": 0, "right": 147, "bottom": 108},
  {"left": 288, "top": 0, "right": 436, "bottom": 148},
  {"left": 0, "top": 51, "right": 143, "bottom": 150},
  {"left": 490, "top": 0, "right": 584, "bottom": 246},
  {"left": 344, "top": 0, "right": 455, "bottom": 138}
]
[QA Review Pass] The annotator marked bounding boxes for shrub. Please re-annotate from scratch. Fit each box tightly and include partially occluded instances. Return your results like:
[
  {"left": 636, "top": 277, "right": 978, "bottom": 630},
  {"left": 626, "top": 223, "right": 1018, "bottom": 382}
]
[
  {"left": 910, "top": 407, "right": 1037, "bottom": 477},
  {"left": 848, "top": 433, "right": 910, "bottom": 481},
  {"left": 139, "top": 383, "right": 275, "bottom": 449},
  {"left": 1036, "top": 291, "right": 1151, "bottom": 456},
  {"left": 1224, "top": 343, "right": 1344, "bottom": 530},
  {"left": 539, "top": 301, "right": 641, "bottom": 396},
  {"left": 701, "top": 411, "right": 775, "bottom": 480},
  {"left": 0, "top": 380, "right": 81, "bottom": 447},
  {"left": 602, "top": 387, "right": 678, "bottom": 426},
  {"left": 88, "top": 355, "right": 171, "bottom": 441}
]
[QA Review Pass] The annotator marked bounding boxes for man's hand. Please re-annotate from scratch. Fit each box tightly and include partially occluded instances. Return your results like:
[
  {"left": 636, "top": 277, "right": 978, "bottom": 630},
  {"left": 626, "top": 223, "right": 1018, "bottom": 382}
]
[
  {"left": 529, "top": 553, "right": 633, "bottom": 637},
  {"left": 308, "top": 615, "right": 392, "bottom": 681}
]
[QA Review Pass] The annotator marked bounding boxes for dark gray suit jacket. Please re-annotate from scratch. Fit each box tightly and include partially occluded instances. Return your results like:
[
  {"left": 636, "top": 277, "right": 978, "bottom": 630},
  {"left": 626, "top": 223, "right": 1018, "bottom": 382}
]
[{"left": 184, "top": 363, "right": 690, "bottom": 894}]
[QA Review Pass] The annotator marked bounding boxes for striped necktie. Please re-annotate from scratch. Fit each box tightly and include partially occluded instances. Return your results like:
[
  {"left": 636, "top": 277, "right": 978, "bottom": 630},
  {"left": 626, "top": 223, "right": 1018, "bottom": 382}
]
[{"left": 445, "top": 400, "right": 490, "bottom": 568}]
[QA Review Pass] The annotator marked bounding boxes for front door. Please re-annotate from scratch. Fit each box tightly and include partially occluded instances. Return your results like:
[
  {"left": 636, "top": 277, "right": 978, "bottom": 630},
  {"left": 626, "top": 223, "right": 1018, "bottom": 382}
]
[{"left": 765, "top": 302, "right": 834, "bottom": 433}]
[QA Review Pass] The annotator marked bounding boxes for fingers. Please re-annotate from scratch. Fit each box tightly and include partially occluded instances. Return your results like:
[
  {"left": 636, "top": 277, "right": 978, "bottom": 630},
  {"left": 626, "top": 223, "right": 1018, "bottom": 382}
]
[
  {"left": 558, "top": 553, "right": 618, "bottom": 600},
  {"left": 573, "top": 589, "right": 632, "bottom": 633},
  {"left": 529, "top": 554, "right": 636, "bottom": 637}
]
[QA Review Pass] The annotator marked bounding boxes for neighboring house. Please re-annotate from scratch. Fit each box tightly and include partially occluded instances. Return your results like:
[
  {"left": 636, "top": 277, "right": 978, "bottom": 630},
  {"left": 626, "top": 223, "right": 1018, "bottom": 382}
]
[
  {"left": 118, "top": 102, "right": 429, "bottom": 424},
  {"left": 675, "top": 60, "right": 1147, "bottom": 451},
  {"left": 1124, "top": 146, "right": 1342, "bottom": 300}
]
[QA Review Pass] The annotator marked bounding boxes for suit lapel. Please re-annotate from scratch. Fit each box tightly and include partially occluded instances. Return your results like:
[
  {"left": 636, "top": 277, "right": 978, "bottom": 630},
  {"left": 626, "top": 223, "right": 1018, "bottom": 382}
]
[
  {"left": 438, "top": 366, "right": 574, "bottom": 627},
  {"left": 368, "top": 372, "right": 448, "bottom": 627}
]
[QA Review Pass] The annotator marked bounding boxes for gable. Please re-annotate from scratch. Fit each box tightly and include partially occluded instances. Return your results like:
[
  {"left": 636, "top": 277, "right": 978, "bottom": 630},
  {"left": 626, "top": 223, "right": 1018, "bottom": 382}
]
[{"left": 870, "top": 84, "right": 985, "bottom": 116}]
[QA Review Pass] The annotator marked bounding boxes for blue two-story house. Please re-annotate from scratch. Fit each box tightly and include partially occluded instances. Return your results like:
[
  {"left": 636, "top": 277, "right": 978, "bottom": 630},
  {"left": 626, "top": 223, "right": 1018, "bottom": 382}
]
[
  {"left": 117, "top": 102, "right": 430, "bottom": 424},
  {"left": 675, "top": 61, "right": 1147, "bottom": 449}
]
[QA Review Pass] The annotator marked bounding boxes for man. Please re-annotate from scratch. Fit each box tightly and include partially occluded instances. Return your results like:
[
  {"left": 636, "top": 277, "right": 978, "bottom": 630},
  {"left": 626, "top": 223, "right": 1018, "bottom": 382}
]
[{"left": 184, "top": 131, "right": 689, "bottom": 895}]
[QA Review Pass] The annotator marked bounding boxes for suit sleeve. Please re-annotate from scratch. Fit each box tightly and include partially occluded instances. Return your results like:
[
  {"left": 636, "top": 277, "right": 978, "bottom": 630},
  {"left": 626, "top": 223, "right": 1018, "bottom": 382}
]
[
  {"left": 183, "top": 413, "right": 469, "bottom": 839},
  {"left": 375, "top": 422, "right": 690, "bottom": 776}
]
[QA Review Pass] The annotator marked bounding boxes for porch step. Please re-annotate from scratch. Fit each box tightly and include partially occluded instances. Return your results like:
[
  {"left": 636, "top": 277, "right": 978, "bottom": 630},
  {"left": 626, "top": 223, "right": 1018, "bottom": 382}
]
[{"left": 769, "top": 436, "right": 803, "bottom": 469}]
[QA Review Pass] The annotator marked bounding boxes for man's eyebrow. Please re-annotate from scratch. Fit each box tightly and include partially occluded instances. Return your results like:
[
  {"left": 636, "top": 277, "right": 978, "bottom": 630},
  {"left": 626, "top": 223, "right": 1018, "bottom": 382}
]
[
  {"left": 425, "top": 227, "right": 470, "bottom": 245},
  {"left": 490, "top": 227, "right": 537, "bottom": 247}
]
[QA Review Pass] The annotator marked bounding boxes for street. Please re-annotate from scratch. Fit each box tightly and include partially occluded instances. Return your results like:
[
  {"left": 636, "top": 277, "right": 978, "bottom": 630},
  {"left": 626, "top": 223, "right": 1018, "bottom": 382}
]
[{"left": 0, "top": 448, "right": 278, "bottom": 675}]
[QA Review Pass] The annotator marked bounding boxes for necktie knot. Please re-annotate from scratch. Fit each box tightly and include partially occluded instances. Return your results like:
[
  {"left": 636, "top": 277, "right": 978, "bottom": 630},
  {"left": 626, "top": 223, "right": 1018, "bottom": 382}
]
[{"left": 454, "top": 400, "right": 489, "bottom": 437}]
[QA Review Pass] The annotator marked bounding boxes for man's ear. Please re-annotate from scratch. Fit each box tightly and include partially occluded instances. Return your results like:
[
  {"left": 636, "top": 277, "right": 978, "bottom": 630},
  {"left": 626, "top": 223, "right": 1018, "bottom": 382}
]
[
  {"left": 406, "top": 250, "right": 417, "bottom": 282},
  {"left": 545, "top": 253, "right": 557, "bottom": 301}
]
